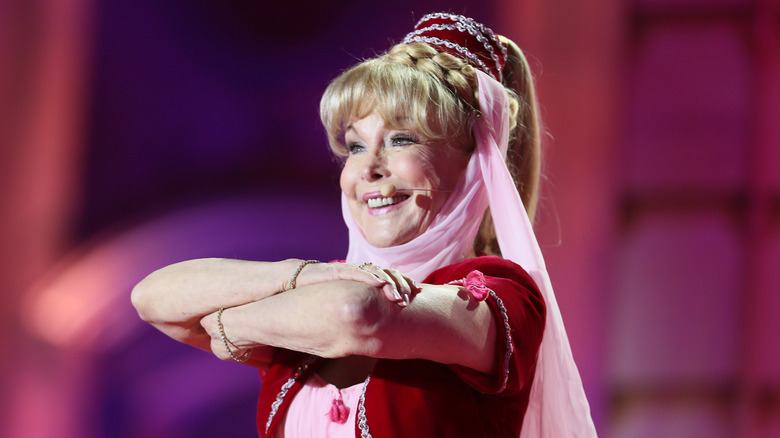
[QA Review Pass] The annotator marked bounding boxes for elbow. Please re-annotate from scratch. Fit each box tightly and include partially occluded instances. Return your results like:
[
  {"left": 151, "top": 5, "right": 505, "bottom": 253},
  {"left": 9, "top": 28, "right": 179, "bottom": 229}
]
[
  {"left": 131, "top": 260, "right": 194, "bottom": 323},
  {"left": 131, "top": 269, "right": 170, "bottom": 323},
  {"left": 130, "top": 277, "right": 154, "bottom": 322}
]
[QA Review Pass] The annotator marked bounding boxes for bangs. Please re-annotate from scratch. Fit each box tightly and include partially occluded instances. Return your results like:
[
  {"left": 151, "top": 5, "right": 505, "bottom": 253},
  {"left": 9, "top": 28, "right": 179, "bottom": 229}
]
[{"left": 320, "top": 57, "right": 468, "bottom": 157}]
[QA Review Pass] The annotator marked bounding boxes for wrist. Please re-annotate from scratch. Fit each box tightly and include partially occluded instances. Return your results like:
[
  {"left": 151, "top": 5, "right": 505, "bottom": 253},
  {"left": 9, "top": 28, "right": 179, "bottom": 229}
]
[
  {"left": 277, "top": 259, "right": 302, "bottom": 292},
  {"left": 284, "top": 259, "right": 321, "bottom": 291},
  {"left": 217, "top": 307, "right": 252, "bottom": 362}
]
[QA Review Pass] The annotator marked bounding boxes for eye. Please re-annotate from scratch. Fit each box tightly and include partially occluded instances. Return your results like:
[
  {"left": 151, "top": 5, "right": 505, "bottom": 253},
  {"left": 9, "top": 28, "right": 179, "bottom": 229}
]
[
  {"left": 346, "top": 142, "right": 365, "bottom": 154},
  {"left": 390, "top": 134, "right": 417, "bottom": 147}
]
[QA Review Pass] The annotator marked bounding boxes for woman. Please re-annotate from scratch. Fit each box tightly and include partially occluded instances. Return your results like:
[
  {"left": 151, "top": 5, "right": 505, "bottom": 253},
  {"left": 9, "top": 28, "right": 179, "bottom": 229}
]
[{"left": 132, "top": 13, "right": 596, "bottom": 437}]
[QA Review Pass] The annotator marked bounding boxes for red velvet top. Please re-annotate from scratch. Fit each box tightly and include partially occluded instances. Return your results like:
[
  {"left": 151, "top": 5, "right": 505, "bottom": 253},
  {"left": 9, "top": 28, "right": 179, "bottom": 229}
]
[{"left": 256, "top": 256, "right": 546, "bottom": 437}]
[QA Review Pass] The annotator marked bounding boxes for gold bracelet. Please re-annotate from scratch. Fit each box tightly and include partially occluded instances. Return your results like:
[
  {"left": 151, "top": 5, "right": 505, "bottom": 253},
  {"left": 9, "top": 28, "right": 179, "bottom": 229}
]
[
  {"left": 287, "top": 259, "right": 320, "bottom": 290},
  {"left": 216, "top": 307, "right": 252, "bottom": 363}
]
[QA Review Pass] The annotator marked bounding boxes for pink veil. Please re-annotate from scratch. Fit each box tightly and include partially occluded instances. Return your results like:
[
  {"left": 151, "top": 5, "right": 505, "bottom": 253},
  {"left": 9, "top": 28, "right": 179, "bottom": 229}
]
[{"left": 343, "top": 70, "right": 597, "bottom": 437}]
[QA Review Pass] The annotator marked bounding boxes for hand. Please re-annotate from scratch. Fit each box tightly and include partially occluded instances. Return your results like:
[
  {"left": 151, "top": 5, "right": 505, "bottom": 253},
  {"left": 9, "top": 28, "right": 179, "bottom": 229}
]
[
  {"left": 287, "top": 260, "right": 419, "bottom": 308},
  {"left": 357, "top": 263, "right": 420, "bottom": 307},
  {"left": 290, "top": 260, "right": 389, "bottom": 291}
]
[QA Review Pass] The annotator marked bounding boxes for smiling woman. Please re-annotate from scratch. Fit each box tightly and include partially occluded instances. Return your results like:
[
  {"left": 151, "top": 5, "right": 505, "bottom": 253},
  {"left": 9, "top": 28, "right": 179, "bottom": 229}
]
[
  {"left": 131, "top": 12, "right": 596, "bottom": 438},
  {"left": 339, "top": 113, "right": 468, "bottom": 248}
]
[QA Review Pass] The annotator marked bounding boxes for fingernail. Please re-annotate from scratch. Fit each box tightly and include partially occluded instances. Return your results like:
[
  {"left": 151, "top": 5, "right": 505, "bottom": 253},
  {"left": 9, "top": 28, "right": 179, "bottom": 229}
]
[
  {"left": 403, "top": 293, "right": 410, "bottom": 306},
  {"left": 391, "top": 285, "right": 402, "bottom": 301}
]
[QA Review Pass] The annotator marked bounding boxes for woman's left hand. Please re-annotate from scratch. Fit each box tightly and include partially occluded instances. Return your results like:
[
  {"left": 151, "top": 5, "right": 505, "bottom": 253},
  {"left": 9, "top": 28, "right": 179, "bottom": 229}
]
[
  {"left": 290, "top": 261, "right": 417, "bottom": 307},
  {"left": 357, "top": 264, "right": 420, "bottom": 307}
]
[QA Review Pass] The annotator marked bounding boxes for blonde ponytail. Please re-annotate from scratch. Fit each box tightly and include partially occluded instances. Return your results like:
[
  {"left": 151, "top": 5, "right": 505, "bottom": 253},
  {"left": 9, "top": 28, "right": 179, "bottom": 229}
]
[{"left": 473, "top": 36, "right": 542, "bottom": 256}]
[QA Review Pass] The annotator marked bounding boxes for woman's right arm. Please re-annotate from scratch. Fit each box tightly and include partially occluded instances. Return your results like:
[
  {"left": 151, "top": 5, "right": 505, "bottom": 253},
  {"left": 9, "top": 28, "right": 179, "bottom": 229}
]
[
  {"left": 131, "top": 258, "right": 393, "bottom": 355},
  {"left": 131, "top": 258, "right": 298, "bottom": 350}
]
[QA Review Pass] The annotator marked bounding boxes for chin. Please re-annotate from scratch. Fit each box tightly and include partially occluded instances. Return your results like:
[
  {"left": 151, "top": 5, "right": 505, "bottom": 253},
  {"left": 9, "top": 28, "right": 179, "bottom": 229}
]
[{"left": 365, "top": 232, "right": 415, "bottom": 248}]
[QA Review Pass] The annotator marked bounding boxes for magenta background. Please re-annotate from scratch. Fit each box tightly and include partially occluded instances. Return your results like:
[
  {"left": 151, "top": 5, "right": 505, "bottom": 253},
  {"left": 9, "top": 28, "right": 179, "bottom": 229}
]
[{"left": 1, "top": 0, "right": 778, "bottom": 437}]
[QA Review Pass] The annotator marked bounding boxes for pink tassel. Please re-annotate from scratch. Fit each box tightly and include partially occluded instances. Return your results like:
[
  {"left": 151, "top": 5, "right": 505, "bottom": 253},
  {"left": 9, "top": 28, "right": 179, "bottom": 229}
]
[{"left": 329, "top": 396, "right": 349, "bottom": 424}]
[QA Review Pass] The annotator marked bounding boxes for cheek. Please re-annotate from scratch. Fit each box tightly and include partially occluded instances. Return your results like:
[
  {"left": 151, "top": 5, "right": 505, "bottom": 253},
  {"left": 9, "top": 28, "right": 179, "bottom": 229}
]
[
  {"left": 395, "top": 153, "right": 439, "bottom": 188},
  {"left": 339, "top": 162, "right": 357, "bottom": 194}
]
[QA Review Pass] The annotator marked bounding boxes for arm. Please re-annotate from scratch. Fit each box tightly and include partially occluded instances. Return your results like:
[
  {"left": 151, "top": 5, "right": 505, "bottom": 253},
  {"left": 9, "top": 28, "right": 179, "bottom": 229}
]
[
  {"left": 131, "top": 258, "right": 391, "bottom": 357},
  {"left": 131, "top": 258, "right": 296, "bottom": 351},
  {"left": 202, "top": 279, "right": 499, "bottom": 374}
]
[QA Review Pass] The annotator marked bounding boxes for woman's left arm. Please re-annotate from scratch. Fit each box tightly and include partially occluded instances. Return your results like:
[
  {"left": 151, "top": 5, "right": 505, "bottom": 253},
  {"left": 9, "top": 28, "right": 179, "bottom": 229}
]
[{"left": 201, "top": 279, "right": 500, "bottom": 374}]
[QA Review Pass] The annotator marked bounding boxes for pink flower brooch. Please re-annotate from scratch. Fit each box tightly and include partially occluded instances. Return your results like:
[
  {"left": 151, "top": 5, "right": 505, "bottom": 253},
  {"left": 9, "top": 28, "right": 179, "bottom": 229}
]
[{"left": 448, "top": 270, "right": 491, "bottom": 301}]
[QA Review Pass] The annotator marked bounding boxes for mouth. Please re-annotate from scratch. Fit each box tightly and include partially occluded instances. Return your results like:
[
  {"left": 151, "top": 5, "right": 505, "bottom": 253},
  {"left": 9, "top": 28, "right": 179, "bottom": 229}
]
[{"left": 367, "top": 195, "right": 409, "bottom": 209}]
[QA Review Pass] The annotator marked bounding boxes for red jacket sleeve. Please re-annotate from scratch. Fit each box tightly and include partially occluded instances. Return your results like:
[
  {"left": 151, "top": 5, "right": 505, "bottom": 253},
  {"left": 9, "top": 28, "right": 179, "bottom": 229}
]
[{"left": 424, "top": 256, "right": 546, "bottom": 396}]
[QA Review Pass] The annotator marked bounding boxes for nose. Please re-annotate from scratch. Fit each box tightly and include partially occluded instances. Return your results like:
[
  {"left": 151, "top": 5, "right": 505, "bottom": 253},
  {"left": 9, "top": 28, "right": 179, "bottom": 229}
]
[{"left": 360, "top": 149, "right": 389, "bottom": 182}]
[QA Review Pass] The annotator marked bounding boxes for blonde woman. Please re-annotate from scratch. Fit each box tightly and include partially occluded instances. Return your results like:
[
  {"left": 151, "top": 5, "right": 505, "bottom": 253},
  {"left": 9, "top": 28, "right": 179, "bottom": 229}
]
[{"left": 132, "top": 13, "right": 595, "bottom": 437}]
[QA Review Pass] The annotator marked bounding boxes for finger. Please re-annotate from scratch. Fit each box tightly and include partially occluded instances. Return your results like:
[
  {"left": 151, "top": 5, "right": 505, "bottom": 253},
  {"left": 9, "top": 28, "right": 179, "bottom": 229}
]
[
  {"left": 385, "top": 268, "right": 413, "bottom": 306},
  {"left": 344, "top": 264, "right": 388, "bottom": 286},
  {"left": 406, "top": 275, "right": 423, "bottom": 295},
  {"left": 325, "top": 262, "right": 388, "bottom": 286},
  {"left": 396, "top": 272, "right": 422, "bottom": 305},
  {"left": 295, "top": 262, "right": 386, "bottom": 289},
  {"left": 362, "top": 265, "right": 404, "bottom": 304}
]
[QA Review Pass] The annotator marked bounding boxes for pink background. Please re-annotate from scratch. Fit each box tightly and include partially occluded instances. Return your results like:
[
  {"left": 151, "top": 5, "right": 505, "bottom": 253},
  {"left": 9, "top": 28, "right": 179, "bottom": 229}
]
[{"left": 1, "top": 0, "right": 778, "bottom": 437}]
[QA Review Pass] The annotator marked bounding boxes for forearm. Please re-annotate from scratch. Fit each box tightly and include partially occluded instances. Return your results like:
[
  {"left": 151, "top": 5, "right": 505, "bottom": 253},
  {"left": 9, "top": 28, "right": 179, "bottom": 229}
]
[
  {"left": 212, "top": 280, "right": 378, "bottom": 358},
  {"left": 131, "top": 258, "right": 299, "bottom": 334},
  {"left": 209, "top": 280, "right": 497, "bottom": 373}
]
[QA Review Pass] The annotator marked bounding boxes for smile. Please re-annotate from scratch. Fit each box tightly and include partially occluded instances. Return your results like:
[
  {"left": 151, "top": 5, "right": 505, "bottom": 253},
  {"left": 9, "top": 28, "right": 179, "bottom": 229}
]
[{"left": 367, "top": 195, "right": 408, "bottom": 209}]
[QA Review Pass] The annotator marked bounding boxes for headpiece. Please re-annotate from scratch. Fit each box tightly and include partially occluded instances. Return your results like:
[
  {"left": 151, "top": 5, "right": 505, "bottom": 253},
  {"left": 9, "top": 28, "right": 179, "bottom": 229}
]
[{"left": 402, "top": 13, "right": 508, "bottom": 82}]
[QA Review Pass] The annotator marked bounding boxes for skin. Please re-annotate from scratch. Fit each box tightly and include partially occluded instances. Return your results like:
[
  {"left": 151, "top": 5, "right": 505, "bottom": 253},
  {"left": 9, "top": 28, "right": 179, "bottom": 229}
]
[
  {"left": 340, "top": 112, "right": 469, "bottom": 248},
  {"left": 131, "top": 112, "right": 497, "bottom": 387}
]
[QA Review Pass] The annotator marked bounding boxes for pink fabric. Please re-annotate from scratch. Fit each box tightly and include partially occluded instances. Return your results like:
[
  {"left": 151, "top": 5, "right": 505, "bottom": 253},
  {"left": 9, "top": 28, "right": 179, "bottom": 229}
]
[
  {"left": 342, "top": 70, "right": 596, "bottom": 436},
  {"left": 275, "top": 373, "right": 363, "bottom": 438},
  {"left": 473, "top": 71, "right": 597, "bottom": 437},
  {"left": 448, "top": 270, "right": 491, "bottom": 301}
]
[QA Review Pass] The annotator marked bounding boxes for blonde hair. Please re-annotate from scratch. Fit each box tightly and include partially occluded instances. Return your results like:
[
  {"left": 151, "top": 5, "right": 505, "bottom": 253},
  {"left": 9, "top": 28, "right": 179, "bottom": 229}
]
[{"left": 320, "top": 37, "right": 542, "bottom": 257}]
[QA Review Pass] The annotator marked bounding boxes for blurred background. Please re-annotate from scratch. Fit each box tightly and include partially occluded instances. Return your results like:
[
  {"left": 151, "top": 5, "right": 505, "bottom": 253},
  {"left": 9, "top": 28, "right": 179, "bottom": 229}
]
[{"left": 1, "top": 0, "right": 778, "bottom": 437}]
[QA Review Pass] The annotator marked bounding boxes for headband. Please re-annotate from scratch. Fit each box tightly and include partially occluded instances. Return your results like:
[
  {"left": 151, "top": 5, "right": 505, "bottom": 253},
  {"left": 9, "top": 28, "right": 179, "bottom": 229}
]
[{"left": 402, "top": 12, "right": 507, "bottom": 82}]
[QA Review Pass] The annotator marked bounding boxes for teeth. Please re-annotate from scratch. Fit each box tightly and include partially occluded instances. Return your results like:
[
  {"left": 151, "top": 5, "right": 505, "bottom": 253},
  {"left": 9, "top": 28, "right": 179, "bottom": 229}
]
[{"left": 368, "top": 195, "right": 405, "bottom": 209}]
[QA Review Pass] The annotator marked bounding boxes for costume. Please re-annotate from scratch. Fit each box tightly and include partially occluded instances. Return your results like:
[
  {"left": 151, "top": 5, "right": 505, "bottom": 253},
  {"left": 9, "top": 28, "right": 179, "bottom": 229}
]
[
  {"left": 257, "top": 256, "right": 545, "bottom": 438},
  {"left": 341, "top": 20, "right": 597, "bottom": 435},
  {"left": 258, "top": 12, "right": 596, "bottom": 438}
]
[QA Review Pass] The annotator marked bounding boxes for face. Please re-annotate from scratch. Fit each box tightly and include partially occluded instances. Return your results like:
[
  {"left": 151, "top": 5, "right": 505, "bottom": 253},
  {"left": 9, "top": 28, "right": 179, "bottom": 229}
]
[{"left": 340, "top": 112, "right": 469, "bottom": 248}]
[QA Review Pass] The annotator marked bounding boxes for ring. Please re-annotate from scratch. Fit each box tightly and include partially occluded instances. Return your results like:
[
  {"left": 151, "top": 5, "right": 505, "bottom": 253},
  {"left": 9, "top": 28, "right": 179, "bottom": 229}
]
[{"left": 358, "top": 262, "right": 373, "bottom": 270}]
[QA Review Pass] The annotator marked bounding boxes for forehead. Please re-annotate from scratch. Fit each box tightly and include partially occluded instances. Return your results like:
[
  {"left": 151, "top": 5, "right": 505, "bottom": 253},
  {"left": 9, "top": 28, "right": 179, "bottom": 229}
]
[{"left": 345, "top": 112, "right": 416, "bottom": 134}]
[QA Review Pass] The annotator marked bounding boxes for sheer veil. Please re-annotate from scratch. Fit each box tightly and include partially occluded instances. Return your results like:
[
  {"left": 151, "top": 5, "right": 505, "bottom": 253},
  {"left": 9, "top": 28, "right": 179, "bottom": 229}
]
[{"left": 343, "top": 70, "right": 597, "bottom": 437}]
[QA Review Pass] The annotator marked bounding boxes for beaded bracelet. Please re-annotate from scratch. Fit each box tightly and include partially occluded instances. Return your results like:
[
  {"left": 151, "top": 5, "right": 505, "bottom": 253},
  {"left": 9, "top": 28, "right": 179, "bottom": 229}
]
[
  {"left": 287, "top": 259, "right": 320, "bottom": 290},
  {"left": 217, "top": 307, "right": 252, "bottom": 362}
]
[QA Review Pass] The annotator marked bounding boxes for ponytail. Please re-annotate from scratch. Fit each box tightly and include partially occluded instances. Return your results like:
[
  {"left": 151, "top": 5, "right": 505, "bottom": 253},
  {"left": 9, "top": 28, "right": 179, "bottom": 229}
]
[{"left": 473, "top": 36, "right": 542, "bottom": 256}]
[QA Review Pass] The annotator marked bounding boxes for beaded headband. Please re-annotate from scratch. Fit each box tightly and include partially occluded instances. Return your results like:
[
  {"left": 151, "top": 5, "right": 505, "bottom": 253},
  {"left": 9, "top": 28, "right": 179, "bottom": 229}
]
[{"left": 402, "top": 13, "right": 508, "bottom": 82}]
